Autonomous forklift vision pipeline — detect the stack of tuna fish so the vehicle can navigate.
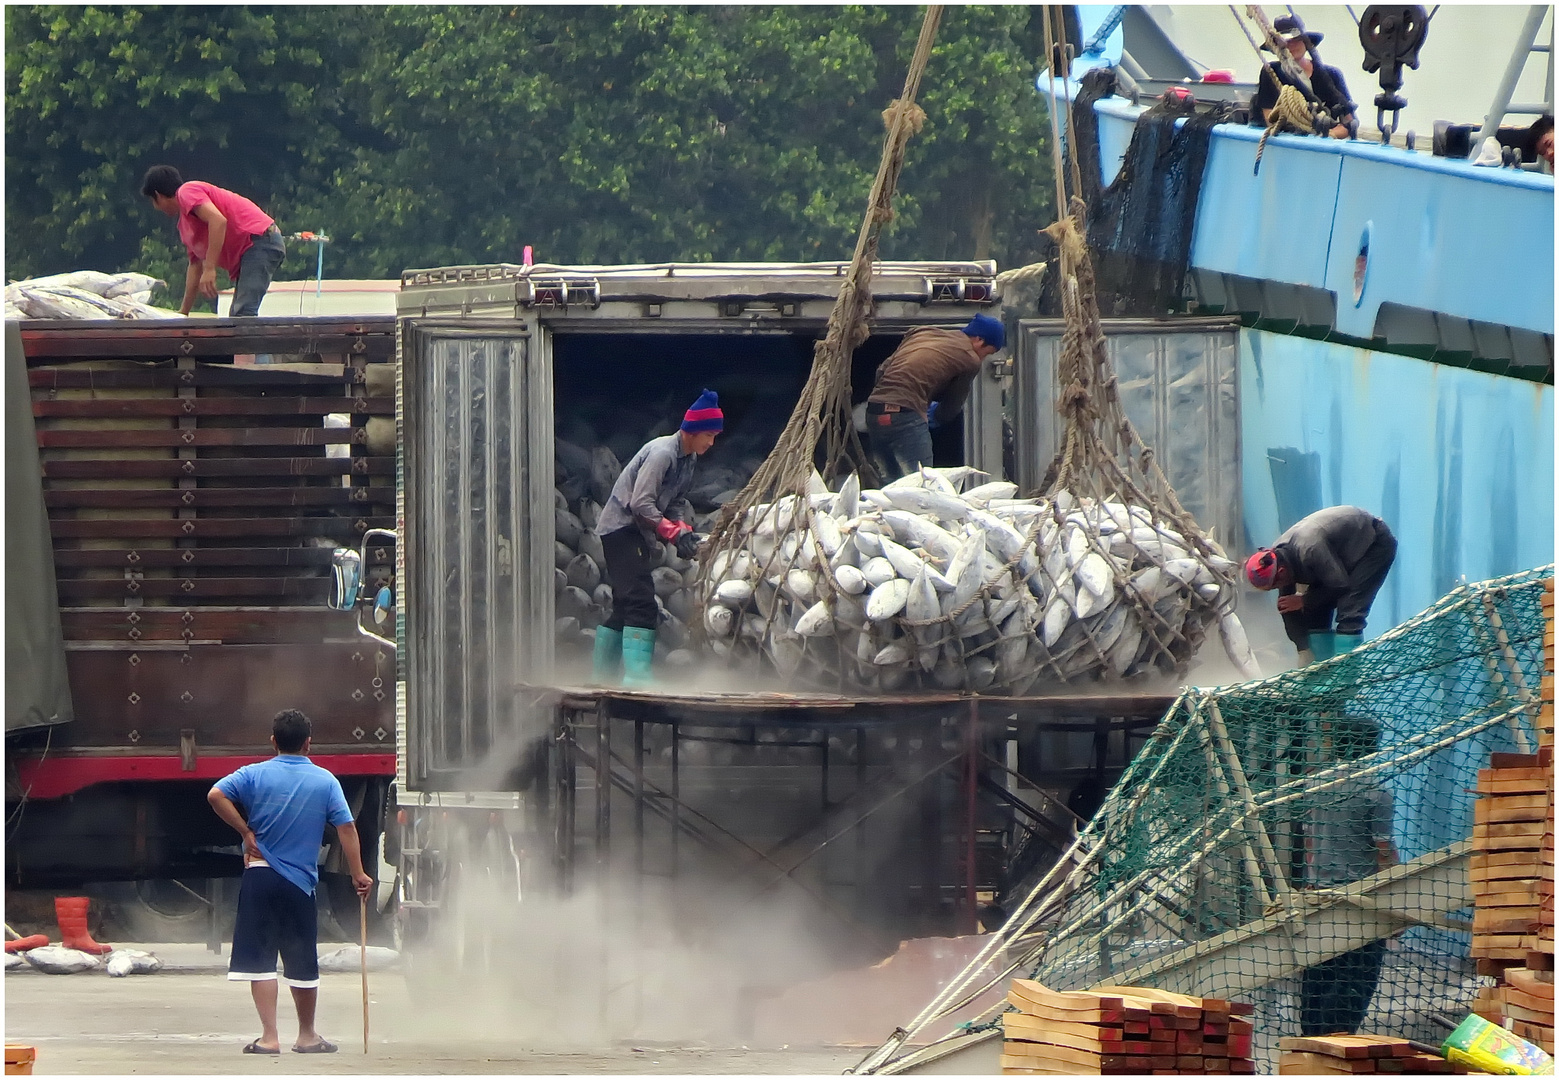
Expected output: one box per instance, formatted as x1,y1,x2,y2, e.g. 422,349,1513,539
5,271,175,320
695,466,1261,691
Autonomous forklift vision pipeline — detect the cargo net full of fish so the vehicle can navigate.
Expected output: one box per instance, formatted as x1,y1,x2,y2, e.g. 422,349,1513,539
692,197,1260,693
850,566,1554,1075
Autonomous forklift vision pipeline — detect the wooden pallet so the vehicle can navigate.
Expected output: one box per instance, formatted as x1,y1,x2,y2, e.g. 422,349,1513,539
1542,580,1554,748
1471,752,1554,964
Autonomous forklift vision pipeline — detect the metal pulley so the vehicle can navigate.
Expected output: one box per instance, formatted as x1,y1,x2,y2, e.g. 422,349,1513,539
1359,5,1430,140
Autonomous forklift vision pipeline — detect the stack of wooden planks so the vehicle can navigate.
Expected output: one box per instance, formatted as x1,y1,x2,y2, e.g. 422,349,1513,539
1000,980,1254,1075
1466,578,1556,1054
1277,1034,1453,1074
1542,579,1554,749
1470,966,1554,1055
1471,752,1553,963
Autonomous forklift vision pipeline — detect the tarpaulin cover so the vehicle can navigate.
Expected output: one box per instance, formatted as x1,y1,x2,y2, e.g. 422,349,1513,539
6,320,73,731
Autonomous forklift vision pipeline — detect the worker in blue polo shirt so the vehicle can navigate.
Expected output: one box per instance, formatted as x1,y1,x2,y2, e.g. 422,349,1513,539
207,709,373,1056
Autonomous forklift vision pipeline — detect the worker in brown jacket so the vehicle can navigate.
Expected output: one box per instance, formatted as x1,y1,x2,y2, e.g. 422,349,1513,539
864,313,1003,480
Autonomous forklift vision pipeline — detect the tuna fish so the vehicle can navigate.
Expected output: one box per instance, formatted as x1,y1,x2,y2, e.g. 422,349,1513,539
716,579,754,606
566,553,601,593
796,600,834,637
866,578,912,621
861,557,897,588
963,481,1019,505
833,564,868,595
695,477,1242,691
1218,612,1262,679
705,605,735,637
872,640,912,666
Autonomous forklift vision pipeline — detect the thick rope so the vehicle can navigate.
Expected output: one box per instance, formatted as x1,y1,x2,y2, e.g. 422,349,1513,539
994,260,1048,289
1254,82,1322,174
693,6,944,656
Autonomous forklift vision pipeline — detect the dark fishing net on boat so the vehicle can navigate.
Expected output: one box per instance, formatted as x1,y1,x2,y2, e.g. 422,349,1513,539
1062,69,1233,317
1069,68,1118,210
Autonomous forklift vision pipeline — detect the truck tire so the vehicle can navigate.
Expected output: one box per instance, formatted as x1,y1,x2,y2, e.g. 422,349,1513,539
320,862,395,946
97,879,236,943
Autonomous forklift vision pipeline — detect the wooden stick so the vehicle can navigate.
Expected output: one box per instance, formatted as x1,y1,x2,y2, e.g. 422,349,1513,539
359,893,369,1055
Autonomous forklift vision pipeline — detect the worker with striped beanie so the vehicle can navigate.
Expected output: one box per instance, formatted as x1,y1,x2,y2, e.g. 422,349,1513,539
592,390,723,686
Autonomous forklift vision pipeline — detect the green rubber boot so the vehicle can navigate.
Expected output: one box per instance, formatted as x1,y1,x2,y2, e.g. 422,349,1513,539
591,626,623,685
1308,631,1338,663
1332,632,1363,655
621,626,657,688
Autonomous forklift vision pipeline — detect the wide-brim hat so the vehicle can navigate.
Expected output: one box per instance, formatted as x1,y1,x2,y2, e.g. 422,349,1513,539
1262,30,1324,50
1262,15,1323,50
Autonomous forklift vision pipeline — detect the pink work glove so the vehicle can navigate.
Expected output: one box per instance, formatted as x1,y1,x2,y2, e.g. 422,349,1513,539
655,518,692,544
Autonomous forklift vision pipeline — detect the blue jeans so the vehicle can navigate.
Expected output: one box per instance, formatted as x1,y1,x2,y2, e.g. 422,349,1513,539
866,403,932,481
230,226,286,317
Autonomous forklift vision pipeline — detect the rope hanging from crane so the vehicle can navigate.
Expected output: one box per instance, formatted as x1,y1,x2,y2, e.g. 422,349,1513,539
693,5,944,629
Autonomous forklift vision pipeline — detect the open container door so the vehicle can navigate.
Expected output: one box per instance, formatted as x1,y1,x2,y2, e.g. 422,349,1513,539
1012,316,1243,556
398,316,554,794
959,341,1006,481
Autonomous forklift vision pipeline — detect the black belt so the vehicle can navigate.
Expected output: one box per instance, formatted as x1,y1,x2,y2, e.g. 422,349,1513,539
866,401,903,414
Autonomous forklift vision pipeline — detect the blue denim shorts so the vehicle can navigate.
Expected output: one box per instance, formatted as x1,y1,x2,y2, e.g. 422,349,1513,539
227,865,319,987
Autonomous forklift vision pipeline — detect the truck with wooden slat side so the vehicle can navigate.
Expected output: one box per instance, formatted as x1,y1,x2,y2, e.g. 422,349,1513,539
4,316,399,936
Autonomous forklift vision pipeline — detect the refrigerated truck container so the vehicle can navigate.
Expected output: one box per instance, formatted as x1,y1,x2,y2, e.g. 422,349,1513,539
382,263,1242,955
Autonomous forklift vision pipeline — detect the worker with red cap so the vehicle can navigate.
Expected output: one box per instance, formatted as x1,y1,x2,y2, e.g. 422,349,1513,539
592,389,723,686
1245,506,1397,664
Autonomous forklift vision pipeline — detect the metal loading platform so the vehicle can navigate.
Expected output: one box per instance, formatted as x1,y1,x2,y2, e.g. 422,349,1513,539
540,685,1178,949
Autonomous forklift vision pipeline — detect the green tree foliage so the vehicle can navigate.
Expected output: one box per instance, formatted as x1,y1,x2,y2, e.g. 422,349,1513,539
6,5,1055,291
4,5,363,292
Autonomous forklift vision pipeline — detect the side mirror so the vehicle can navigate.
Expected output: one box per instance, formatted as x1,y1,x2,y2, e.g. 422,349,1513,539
372,586,394,626
329,548,362,611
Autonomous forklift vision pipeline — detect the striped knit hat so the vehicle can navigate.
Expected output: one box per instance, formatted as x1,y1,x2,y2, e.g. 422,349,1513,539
681,388,724,433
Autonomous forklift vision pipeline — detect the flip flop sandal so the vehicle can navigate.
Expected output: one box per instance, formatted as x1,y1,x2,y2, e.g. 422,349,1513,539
292,1040,338,1054
242,1040,280,1055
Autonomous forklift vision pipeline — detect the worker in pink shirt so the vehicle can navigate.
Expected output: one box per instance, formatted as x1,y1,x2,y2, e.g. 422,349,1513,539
141,166,286,316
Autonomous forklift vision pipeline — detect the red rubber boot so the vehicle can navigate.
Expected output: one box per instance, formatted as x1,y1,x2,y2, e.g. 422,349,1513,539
4,934,49,953
54,897,111,955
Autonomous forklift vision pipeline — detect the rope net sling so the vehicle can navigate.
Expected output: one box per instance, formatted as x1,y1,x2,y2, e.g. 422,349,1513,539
852,567,1553,1074
693,5,942,646
691,6,1258,692
1031,198,1246,680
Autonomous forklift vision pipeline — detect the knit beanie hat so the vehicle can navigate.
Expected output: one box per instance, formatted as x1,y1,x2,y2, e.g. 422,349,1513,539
963,313,1005,350
681,389,724,433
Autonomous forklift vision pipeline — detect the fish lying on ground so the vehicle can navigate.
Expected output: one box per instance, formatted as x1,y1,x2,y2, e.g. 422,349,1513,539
23,946,101,975
105,949,163,977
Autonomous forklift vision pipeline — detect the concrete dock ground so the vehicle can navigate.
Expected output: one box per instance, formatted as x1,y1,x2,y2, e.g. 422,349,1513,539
4,943,862,1075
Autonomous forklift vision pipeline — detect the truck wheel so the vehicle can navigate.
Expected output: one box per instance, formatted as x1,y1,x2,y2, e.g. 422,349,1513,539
320,869,395,947
97,879,235,943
